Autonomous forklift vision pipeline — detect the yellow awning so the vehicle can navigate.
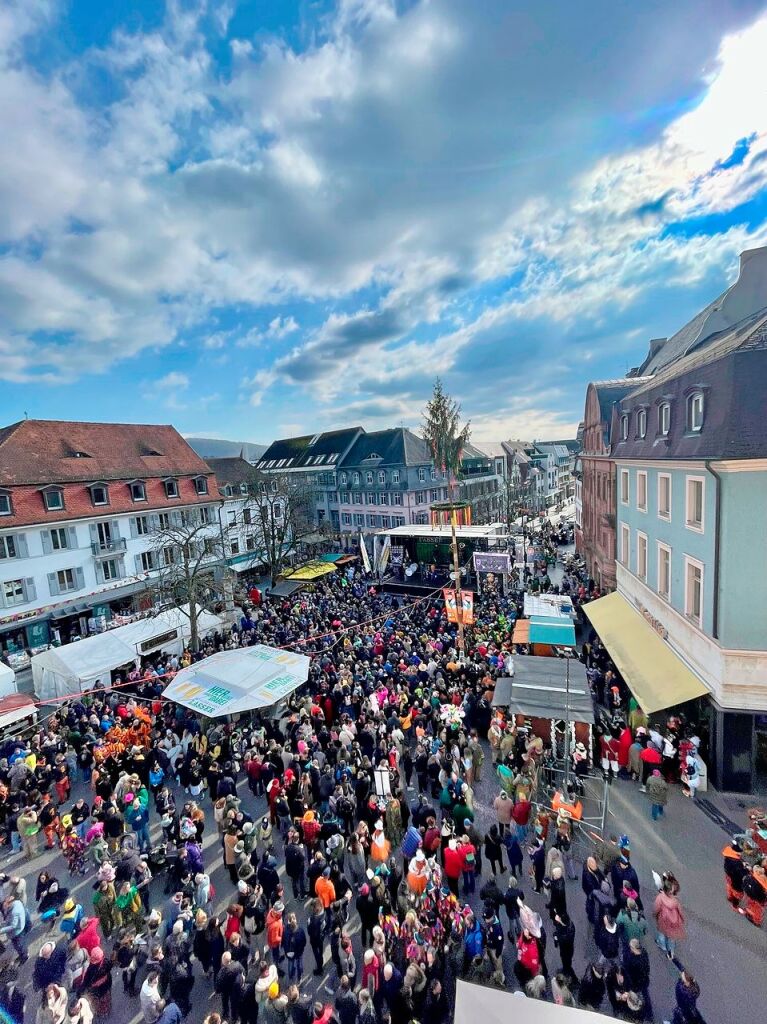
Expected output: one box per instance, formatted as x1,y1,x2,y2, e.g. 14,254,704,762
283,560,337,581
583,592,709,714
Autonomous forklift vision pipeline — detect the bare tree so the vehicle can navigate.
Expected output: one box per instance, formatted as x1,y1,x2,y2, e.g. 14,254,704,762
230,472,315,585
150,507,224,652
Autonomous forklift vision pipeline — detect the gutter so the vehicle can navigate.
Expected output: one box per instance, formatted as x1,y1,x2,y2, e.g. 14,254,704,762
705,460,721,640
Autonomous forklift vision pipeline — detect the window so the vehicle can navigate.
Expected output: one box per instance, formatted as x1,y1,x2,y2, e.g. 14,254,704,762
393,491,403,506
224,485,233,497
102,558,122,581
685,557,704,626
430,468,437,480
659,402,670,436
90,485,109,506
43,488,64,511
620,524,630,566
246,536,257,552
354,513,364,527
129,481,146,502
50,528,70,550
620,469,629,505
687,392,704,432
352,472,360,486
636,471,647,512
379,493,389,505
243,508,252,526
274,503,283,520
381,516,390,529
271,480,278,493
139,551,156,572
163,546,177,566
352,492,362,505
431,489,439,501
194,477,208,496
228,537,240,557
636,531,647,579
658,474,671,520
0,535,18,559
2,579,26,606
164,479,179,498
378,470,386,484
199,506,212,524
134,516,150,536
685,477,704,531
392,470,401,484
657,543,671,601
0,493,11,516
637,408,647,439
57,568,78,592
366,492,377,505
339,473,347,486
365,471,374,485
158,512,170,530
342,513,352,526
392,516,405,527
418,468,426,482
620,414,629,441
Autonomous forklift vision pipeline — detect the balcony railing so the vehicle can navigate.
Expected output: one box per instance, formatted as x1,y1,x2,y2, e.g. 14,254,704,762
91,537,127,556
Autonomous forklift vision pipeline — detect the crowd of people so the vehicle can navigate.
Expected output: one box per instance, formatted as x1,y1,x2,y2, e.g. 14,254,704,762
0,534,720,1024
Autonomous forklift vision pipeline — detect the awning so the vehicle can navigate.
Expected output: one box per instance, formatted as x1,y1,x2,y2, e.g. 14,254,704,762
523,594,576,619
269,579,305,598
528,615,576,647
319,553,345,563
456,980,608,1024
284,560,337,581
512,619,530,644
492,656,594,723
583,592,709,713
162,644,311,716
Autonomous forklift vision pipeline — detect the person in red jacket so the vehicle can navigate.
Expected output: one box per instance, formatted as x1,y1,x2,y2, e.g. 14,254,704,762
639,743,662,791
512,796,532,840
514,928,541,986
443,838,463,897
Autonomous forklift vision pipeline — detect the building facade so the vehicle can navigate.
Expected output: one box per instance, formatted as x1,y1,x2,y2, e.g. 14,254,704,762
609,245,767,791
0,420,221,666
576,380,649,591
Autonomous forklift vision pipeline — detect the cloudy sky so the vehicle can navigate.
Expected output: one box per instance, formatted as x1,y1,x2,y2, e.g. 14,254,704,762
2,0,767,444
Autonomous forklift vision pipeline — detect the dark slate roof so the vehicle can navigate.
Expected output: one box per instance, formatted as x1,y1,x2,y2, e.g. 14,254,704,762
342,428,432,468
258,427,363,469
639,295,725,374
593,379,651,424
205,457,254,487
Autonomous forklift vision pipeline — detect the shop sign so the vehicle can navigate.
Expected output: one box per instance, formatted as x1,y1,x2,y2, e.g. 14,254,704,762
26,621,50,647
635,599,668,641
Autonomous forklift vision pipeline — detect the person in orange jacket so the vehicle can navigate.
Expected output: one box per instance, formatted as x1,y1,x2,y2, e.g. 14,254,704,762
740,864,767,927
315,868,336,932
266,901,285,973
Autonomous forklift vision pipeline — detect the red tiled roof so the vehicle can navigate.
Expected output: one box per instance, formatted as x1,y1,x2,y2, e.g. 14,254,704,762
0,420,213,486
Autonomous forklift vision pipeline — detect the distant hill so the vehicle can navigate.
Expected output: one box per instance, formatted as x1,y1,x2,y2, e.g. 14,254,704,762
186,437,268,462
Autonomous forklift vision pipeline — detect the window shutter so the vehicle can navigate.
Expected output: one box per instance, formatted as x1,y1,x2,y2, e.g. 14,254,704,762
172,510,183,527
24,578,36,602
129,518,138,539
41,530,52,554
89,523,99,545
134,553,144,573
94,561,102,584
110,519,121,539
67,527,78,549
16,534,28,558
74,566,85,590
47,572,59,597
150,513,160,532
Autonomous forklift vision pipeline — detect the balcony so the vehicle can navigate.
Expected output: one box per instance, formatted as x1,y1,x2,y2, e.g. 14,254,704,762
91,537,127,556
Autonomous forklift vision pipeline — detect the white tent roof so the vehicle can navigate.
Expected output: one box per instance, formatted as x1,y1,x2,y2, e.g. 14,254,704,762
32,605,224,700
162,644,310,717
455,981,608,1024
0,661,18,698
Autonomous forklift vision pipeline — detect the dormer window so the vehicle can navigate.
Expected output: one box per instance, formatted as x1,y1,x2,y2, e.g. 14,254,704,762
365,471,374,485
129,480,147,502
164,478,179,499
658,402,671,436
687,392,704,433
620,414,629,441
90,483,109,507
0,491,11,516
194,476,209,496
42,487,64,512
636,408,647,439
352,472,360,486
378,470,386,484
339,473,347,486
224,484,233,497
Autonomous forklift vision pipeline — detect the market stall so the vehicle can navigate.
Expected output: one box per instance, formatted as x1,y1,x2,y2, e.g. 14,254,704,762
455,980,607,1024
162,643,311,717
32,605,223,700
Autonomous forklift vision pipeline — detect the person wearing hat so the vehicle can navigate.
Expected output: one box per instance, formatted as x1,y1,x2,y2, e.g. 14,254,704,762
266,902,285,974
82,946,113,1017
33,940,67,991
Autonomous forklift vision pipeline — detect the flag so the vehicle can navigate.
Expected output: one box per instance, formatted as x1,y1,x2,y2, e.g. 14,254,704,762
460,590,475,625
359,533,371,574
378,536,391,575
443,588,458,623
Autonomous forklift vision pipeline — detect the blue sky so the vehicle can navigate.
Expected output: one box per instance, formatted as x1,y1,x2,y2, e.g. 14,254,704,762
2,0,767,444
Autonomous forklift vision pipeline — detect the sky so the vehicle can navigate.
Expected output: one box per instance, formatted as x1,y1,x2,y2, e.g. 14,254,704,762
2,0,767,445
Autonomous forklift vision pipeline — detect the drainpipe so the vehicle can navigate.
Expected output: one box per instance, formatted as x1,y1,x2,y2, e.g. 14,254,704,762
705,461,721,641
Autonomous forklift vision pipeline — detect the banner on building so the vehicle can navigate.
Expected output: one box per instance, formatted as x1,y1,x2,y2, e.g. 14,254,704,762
359,533,372,574
391,545,404,567
473,552,511,575
443,588,475,625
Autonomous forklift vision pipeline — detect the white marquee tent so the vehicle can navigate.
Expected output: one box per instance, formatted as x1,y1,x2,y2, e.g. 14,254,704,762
162,644,310,717
455,981,609,1024
32,606,223,700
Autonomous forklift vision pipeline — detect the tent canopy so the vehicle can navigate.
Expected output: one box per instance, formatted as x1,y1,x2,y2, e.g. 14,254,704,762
583,592,708,714
162,644,310,717
492,655,594,723
455,981,608,1024
284,560,336,581
0,661,18,698
524,594,576,619
529,615,576,646
269,579,305,598
32,605,223,700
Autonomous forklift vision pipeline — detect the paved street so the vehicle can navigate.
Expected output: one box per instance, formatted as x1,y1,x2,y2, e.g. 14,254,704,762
2,734,765,1024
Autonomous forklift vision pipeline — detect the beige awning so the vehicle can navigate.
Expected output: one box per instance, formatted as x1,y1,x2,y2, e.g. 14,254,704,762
583,591,709,713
